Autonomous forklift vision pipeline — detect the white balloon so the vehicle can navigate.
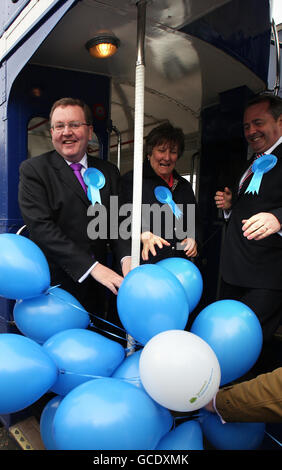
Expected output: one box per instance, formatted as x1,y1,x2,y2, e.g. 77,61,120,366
139,330,221,412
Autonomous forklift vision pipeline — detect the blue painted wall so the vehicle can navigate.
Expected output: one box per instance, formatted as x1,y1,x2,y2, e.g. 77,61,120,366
181,0,271,85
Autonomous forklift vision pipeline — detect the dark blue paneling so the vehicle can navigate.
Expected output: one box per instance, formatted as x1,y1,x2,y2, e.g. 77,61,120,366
181,0,271,84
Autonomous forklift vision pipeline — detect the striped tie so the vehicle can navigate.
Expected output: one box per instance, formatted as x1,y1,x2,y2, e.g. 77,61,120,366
238,153,264,193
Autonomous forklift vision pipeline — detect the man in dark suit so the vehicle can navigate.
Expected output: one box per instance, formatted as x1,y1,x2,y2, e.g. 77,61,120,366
18,97,126,318
214,94,282,371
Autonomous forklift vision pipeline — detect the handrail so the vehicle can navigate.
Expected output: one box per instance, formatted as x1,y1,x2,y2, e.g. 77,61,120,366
111,125,122,171
271,19,281,96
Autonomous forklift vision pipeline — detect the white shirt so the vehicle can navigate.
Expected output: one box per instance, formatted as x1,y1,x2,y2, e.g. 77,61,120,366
65,154,98,282
65,153,88,176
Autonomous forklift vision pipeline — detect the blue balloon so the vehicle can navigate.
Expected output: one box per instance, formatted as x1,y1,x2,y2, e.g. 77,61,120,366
0,333,58,414
53,377,170,450
191,300,263,385
117,264,189,345
156,420,204,450
112,350,173,437
157,258,203,312
200,411,265,450
112,349,143,388
40,395,64,450
43,329,125,395
13,287,90,344
0,233,50,300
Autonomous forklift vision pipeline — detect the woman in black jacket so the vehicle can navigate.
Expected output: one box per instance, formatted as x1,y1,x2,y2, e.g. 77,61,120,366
120,122,202,275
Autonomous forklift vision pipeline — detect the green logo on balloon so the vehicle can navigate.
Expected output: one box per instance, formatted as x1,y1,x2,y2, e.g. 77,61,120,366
189,397,197,403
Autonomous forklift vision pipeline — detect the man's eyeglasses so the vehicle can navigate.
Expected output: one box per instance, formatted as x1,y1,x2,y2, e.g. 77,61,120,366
51,121,89,132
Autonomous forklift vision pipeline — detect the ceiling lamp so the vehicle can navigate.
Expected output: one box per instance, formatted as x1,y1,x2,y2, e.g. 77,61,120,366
85,34,120,58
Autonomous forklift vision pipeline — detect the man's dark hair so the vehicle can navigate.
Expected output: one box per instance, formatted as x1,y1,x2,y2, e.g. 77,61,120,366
246,93,282,121
145,121,185,158
49,97,93,126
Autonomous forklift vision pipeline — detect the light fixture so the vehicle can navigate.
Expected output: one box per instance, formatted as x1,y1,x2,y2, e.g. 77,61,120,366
85,34,120,59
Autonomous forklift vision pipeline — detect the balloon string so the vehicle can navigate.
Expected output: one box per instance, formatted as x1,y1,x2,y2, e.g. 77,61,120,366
47,287,125,332
89,321,127,343
47,287,143,348
10,286,142,350
0,314,14,325
59,368,142,385
265,431,282,447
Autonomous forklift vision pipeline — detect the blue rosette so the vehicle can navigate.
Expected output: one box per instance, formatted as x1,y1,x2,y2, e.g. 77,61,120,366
245,154,277,195
83,168,105,205
154,186,183,219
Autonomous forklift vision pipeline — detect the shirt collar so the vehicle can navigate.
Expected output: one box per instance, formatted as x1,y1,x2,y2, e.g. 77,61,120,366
265,136,282,155
64,153,88,167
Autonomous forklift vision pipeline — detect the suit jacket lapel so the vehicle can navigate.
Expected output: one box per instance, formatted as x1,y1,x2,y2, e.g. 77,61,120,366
50,151,90,205
236,143,282,198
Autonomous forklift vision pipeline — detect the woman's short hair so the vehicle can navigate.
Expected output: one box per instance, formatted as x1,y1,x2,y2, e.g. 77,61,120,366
145,121,185,158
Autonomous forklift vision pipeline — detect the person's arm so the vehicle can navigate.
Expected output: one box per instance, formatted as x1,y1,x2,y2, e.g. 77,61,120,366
206,368,282,423
19,160,123,293
242,211,282,241
18,160,95,281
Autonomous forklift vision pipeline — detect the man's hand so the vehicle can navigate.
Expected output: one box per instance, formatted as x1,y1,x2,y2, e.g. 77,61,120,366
91,263,123,295
141,231,170,261
214,187,232,210
242,212,282,240
180,238,197,257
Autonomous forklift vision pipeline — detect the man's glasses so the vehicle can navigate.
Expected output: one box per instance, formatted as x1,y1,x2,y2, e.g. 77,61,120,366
51,121,89,132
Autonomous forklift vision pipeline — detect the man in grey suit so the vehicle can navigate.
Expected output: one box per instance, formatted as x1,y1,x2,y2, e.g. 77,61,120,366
214,93,282,374
18,97,126,317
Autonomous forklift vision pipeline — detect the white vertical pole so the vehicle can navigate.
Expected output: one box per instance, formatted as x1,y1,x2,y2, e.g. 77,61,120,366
131,0,147,269
126,0,147,353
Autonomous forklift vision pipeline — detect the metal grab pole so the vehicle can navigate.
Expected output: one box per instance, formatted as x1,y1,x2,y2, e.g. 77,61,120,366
271,19,281,96
130,0,147,270
126,0,147,354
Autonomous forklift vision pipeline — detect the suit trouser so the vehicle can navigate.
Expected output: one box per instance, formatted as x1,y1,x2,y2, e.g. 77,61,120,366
220,279,282,377
220,280,282,341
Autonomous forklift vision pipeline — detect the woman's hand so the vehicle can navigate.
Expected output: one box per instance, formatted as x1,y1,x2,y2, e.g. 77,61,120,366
141,231,170,261
180,238,197,258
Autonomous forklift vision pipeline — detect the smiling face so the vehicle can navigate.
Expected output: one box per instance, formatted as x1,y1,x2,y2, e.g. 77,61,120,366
50,105,93,162
243,101,282,154
148,141,179,182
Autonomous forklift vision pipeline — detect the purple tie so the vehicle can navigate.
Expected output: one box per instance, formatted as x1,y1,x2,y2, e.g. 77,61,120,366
70,163,87,193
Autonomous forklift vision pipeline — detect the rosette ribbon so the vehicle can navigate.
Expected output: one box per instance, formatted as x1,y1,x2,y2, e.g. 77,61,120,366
245,154,277,195
154,186,183,219
83,168,105,205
